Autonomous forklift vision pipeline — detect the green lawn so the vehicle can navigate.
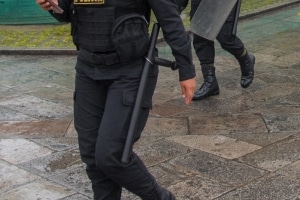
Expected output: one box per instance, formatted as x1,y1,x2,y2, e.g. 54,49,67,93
0,0,295,48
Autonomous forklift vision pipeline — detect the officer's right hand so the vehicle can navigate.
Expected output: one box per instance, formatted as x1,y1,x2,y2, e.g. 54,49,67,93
180,77,196,105
36,0,58,11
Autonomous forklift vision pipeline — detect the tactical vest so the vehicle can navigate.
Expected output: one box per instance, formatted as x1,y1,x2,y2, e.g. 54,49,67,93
71,0,149,53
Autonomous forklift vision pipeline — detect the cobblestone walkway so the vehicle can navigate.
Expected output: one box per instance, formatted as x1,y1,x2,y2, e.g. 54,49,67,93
0,3,300,200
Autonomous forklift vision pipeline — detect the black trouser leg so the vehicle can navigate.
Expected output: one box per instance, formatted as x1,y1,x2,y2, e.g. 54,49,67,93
91,75,162,199
74,72,122,200
74,64,174,199
86,168,122,200
216,3,245,56
216,4,255,88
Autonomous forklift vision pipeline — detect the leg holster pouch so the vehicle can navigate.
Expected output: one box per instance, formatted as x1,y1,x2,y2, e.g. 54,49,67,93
111,14,149,63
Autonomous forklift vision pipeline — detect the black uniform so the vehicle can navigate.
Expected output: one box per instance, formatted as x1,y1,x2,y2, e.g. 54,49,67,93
190,0,255,100
50,0,195,199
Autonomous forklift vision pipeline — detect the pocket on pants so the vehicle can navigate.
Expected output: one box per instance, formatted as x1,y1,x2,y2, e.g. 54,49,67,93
122,88,152,109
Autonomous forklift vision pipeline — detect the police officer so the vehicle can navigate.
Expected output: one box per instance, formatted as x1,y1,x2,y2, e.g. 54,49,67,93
191,0,255,100
36,0,195,199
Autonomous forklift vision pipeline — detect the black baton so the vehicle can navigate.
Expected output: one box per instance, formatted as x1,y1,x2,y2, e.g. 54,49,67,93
121,23,176,163
232,0,242,35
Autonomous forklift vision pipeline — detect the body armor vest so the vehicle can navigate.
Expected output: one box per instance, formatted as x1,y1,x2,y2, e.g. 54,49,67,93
72,0,148,53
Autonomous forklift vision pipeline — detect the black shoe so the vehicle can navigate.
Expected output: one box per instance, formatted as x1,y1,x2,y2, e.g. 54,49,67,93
192,81,220,100
152,185,176,200
192,65,220,101
240,54,255,88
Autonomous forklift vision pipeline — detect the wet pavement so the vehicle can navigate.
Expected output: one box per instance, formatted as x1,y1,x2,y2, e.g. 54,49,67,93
1,3,300,200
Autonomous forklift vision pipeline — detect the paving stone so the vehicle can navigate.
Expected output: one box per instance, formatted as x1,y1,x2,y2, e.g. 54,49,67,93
0,179,75,200
214,56,241,71
167,135,261,159
150,102,192,117
30,137,78,151
0,94,72,119
255,106,300,116
46,73,75,92
271,51,300,67
148,162,199,186
33,55,76,75
169,150,267,186
227,132,294,147
19,148,83,178
263,113,300,132
135,139,194,167
253,46,291,57
169,175,233,200
0,120,71,138
65,120,78,138
13,81,73,107
0,64,65,88
215,173,300,200
189,113,267,135
236,83,299,110
60,193,91,200
257,72,300,85
211,88,300,117
276,160,300,180
254,58,300,78
152,66,180,105
238,135,300,171
1,4,300,199
0,160,39,192
147,162,232,199
190,97,253,115
48,166,93,199
143,117,189,136
0,106,34,121
134,135,165,147
251,91,300,115
0,138,52,164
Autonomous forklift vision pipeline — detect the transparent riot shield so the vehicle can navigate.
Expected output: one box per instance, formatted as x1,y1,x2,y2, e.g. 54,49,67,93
190,0,237,41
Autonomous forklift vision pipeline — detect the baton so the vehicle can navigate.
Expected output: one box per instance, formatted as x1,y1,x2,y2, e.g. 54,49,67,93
154,57,177,70
232,0,242,35
121,23,176,163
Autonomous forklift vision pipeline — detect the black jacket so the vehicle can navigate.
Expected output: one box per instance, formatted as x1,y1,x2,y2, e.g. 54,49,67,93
51,0,195,81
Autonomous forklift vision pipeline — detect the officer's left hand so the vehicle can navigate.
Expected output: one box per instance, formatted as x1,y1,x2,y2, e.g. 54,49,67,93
36,0,57,11
180,78,196,105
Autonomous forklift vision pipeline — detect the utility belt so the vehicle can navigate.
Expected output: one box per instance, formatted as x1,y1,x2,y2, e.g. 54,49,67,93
78,48,120,66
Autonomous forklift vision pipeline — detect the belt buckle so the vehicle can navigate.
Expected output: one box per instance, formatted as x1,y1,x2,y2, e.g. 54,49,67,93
74,0,105,5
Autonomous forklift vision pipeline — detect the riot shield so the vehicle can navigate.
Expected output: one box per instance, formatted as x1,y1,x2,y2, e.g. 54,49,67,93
190,0,237,41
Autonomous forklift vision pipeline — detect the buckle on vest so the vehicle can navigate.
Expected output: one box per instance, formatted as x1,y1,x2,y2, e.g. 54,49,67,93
74,0,105,5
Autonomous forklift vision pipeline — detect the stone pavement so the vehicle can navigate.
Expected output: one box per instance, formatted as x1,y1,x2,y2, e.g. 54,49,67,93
1,3,300,200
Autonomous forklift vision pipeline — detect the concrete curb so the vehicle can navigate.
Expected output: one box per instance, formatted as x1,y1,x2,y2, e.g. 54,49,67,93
1,0,300,56
0,49,78,55
239,0,300,20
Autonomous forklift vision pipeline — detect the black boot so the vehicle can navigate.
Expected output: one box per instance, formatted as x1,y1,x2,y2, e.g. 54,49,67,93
192,65,220,100
151,184,176,200
238,50,255,88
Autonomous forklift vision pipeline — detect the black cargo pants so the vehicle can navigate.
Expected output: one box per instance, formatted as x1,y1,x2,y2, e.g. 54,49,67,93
73,56,159,200
190,0,245,65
